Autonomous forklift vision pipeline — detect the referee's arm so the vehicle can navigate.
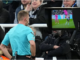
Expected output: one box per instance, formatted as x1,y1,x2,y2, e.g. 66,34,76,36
0,44,12,59
29,40,36,56
0,33,12,59
27,32,36,57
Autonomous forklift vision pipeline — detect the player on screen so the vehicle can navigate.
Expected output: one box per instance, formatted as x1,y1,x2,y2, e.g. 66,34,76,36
65,15,70,25
55,13,59,24
63,10,70,25
63,10,68,17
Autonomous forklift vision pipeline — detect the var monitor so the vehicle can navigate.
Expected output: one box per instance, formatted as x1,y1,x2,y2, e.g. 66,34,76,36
52,10,75,29
46,7,80,30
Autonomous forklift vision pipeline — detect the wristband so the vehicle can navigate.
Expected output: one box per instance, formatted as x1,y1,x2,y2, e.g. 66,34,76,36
31,56,35,59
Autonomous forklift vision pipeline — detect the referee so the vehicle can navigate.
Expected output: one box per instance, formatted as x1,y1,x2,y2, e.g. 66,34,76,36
0,10,36,60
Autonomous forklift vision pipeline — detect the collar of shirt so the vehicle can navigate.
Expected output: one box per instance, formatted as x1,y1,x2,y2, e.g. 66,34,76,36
21,4,24,10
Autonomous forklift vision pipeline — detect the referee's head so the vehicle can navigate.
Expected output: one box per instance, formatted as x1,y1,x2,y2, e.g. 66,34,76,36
18,10,29,26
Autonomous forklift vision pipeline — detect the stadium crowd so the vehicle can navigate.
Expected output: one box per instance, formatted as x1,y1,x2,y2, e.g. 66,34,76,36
0,0,80,60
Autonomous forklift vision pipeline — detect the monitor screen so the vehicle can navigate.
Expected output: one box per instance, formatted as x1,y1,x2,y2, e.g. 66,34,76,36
51,10,75,29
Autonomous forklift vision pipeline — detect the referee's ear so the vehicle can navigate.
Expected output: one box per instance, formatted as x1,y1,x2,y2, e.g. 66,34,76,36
23,17,27,21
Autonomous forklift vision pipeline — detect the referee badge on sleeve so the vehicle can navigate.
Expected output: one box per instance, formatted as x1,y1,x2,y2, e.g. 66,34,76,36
32,37,35,40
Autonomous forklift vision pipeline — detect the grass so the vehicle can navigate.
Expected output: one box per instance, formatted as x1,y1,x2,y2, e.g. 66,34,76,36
52,19,75,28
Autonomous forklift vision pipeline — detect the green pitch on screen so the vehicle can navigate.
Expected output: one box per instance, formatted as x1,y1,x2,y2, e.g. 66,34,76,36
52,19,75,28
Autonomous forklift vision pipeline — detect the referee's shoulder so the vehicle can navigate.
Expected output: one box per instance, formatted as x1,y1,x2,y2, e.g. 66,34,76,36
26,26,33,31
25,26,33,33
8,26,16,32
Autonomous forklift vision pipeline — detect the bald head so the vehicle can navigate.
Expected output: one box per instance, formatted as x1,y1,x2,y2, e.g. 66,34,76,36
63,0,75,7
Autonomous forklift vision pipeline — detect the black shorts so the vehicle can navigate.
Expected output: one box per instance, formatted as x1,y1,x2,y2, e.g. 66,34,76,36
12,55,31,60
67,19,70,21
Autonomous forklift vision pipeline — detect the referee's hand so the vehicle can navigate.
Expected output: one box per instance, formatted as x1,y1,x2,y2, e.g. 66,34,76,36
26,56,31,58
